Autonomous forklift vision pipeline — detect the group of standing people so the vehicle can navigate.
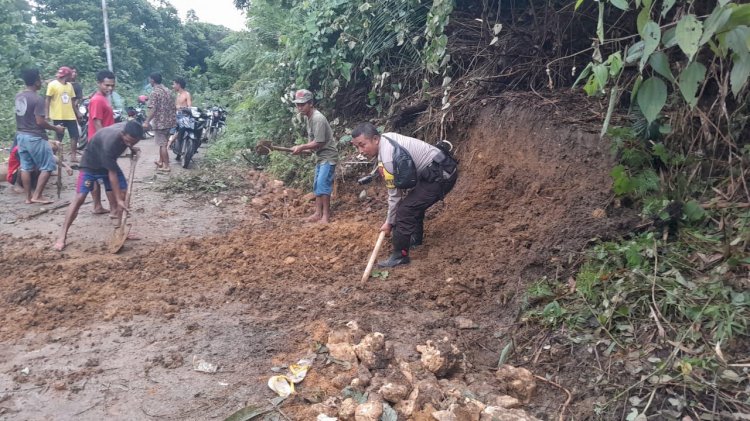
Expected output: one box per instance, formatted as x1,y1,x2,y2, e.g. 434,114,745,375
9,74,459,266
289,88,459,268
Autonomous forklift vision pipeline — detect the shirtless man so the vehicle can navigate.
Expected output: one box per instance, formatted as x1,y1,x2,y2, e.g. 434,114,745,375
173,77,191,109
168,77,192,149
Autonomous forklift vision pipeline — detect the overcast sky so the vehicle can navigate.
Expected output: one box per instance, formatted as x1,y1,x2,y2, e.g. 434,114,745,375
169,0,246,31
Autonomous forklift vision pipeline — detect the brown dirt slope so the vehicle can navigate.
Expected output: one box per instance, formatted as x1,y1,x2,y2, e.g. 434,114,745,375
0,94,636,419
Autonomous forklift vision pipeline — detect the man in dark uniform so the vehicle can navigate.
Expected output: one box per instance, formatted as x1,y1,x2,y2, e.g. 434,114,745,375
350,122,458,267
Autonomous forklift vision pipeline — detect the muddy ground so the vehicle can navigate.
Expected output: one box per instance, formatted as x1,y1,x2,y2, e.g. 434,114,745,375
0,95,637,420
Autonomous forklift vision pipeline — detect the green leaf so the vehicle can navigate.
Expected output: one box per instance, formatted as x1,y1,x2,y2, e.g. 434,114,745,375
340,61,352,82
601,86,619,138
625,40,645,64
699,5,733,46
725,25,750,55
637,6,652,36
593,63,609,91
726,3,750,29
661,0,676,17
224,405,271,421
642,0,652,8
583,75,599,96
675,15,704,61
649,52,675,82
575,0,585,11
572,62,593,88
607,52,623,77
730,51,750,96
630,74,644,109
637,77,667,124
498,341,514,366
678,61,707,108
640,21,661,71
610,0,629,12
662,27,678,48
683,200,706,222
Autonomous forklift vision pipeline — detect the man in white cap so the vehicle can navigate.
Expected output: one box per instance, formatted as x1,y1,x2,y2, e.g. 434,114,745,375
45,66,82,162
291,89,338,223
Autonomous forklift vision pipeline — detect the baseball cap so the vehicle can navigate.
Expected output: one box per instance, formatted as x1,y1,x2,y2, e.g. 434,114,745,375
56,66,73,78
292,89,313,104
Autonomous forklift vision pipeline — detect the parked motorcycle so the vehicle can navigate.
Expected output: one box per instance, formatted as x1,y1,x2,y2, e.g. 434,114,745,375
171,107,207,169
203,105,227,142
77,100,90,150
126,105,153,138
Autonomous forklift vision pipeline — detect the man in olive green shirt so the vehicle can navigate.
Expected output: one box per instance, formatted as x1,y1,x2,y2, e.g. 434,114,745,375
291,89,338,223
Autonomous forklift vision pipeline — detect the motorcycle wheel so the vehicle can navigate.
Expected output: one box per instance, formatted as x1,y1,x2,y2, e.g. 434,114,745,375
182,135,195,169
208,127,217,142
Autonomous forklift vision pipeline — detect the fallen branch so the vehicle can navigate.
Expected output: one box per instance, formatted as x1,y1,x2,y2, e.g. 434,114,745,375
17,201,71,221
534,375,572,421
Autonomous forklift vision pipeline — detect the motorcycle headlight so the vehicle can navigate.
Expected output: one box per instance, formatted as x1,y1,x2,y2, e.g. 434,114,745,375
78,105,87,114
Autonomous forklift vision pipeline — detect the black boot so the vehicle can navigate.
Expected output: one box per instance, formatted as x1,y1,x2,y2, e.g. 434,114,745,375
410,226,423,248
378,233,410,268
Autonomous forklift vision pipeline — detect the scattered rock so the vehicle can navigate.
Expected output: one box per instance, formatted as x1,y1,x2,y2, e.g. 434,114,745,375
332,372,356,389
355,398,383,421
480,406,542,421
250,197,266,207
416,338,462,377
494,395,521,409
271,180,285,188
591,208,606,218
328,342,358,365
379,382,410,403
495,365,536,404
354,333,393,369
283,256,296,264
454,316,478,329
338,397,357,420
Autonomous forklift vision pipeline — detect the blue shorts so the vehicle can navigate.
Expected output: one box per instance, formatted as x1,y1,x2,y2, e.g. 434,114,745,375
16,133,57,172
76,169,127,194
313,162,335,196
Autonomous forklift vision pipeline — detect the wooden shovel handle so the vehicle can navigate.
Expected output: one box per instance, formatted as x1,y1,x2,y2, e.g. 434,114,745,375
269,145,294,153
361,231,387,282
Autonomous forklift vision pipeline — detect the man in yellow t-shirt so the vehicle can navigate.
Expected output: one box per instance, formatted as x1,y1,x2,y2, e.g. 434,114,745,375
46,66,82,162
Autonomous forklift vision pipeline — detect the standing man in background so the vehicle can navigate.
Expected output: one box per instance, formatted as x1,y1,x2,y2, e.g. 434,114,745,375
290,89,338,224
16,68,65,204
46,66,81,162
144,73,176,172
87,70,117,215
173,77,192,109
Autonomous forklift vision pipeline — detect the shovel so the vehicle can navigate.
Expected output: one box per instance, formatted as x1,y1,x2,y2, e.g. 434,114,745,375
361,231,387,282
109,153,139,253
255,140,294,155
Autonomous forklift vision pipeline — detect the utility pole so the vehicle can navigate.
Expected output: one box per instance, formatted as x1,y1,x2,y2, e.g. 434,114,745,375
101,0,113,71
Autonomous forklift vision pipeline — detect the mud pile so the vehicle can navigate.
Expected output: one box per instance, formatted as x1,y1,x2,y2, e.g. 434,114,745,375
0,94,635,419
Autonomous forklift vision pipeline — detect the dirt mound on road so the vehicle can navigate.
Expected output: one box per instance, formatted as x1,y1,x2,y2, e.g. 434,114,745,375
0,94,636,419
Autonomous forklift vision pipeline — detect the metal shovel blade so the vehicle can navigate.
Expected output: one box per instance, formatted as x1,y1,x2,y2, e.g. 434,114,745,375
109,223,131,254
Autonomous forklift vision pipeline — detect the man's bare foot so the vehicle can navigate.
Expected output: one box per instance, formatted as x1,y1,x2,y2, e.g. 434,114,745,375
30,197,54,204
305,213,322,223
92,207,110,215
319,215,330,224
127,232,141,240
12,186,24,194
154,160,163,168
53,239,66,251
157,167,171,173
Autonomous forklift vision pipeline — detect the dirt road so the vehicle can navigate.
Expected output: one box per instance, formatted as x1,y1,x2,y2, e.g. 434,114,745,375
1,99,636,420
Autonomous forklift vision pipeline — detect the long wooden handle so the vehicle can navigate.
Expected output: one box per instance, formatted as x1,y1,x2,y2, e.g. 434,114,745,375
270,145,294,153
118,153,139,226
361,231,387,282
